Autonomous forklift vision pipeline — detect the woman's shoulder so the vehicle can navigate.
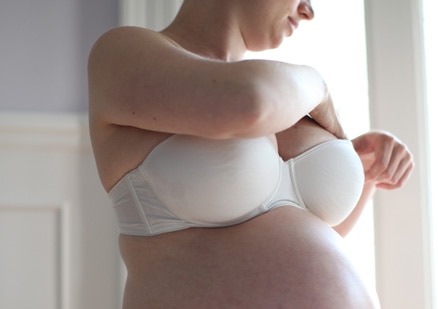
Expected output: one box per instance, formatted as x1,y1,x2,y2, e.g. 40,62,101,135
93,26,165,45
89,26,176,63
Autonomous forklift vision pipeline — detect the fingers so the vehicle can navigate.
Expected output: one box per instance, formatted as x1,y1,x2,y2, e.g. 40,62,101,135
376,155,415,190
353,131,414,190
364,136,414,190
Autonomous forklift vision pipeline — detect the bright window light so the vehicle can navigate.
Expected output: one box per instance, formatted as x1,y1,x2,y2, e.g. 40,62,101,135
423,0,438,303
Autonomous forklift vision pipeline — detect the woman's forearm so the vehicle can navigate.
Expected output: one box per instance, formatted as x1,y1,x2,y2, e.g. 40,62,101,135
232,61,334,137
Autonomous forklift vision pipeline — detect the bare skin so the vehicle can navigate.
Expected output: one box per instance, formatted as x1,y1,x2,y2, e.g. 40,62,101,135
88,0,413,307
116,118,380,308
120,206,375,309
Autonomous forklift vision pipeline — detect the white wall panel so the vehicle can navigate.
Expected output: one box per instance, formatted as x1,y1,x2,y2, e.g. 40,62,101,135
0,205,64,309
0,113,122,309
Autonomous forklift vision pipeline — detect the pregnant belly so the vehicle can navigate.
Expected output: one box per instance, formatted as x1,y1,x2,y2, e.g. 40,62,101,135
120,207,373,308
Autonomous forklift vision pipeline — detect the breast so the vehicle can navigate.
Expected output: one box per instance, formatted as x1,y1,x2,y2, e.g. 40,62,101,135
143,135,281,224
290,140,365,226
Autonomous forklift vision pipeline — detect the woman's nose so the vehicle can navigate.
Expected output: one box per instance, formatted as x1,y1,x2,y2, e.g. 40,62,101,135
298,2,315,20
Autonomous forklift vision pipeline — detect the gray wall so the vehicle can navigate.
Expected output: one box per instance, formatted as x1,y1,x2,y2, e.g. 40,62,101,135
0,0,119,113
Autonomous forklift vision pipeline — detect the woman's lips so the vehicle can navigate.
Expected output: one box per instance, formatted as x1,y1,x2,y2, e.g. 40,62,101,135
288,17,298,30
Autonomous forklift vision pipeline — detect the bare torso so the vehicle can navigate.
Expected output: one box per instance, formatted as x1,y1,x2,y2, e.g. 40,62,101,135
93,118,377,308
86,21,379,306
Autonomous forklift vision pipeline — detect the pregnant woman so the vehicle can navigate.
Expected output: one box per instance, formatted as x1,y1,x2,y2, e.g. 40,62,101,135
88,0,414,307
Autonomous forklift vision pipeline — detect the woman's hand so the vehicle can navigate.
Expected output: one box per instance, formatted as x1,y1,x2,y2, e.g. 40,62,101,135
352,131,414,189
309,93,347,139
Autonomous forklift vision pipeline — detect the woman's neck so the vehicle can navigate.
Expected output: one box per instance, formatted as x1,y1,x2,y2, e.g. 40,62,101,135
161,0,247,61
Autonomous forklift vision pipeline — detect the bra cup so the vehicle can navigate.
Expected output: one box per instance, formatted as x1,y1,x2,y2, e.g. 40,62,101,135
109,137,366,236
292,140,365,226
144,136,281,224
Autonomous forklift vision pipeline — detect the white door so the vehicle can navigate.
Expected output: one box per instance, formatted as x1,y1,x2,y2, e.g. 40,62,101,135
0,113,123,309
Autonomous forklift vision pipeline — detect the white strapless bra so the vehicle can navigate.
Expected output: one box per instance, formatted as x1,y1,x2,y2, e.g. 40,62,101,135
109,135,364,236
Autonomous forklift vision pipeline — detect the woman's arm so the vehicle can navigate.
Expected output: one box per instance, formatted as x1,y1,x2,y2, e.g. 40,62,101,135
333,131,414,237
88,26,339,139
